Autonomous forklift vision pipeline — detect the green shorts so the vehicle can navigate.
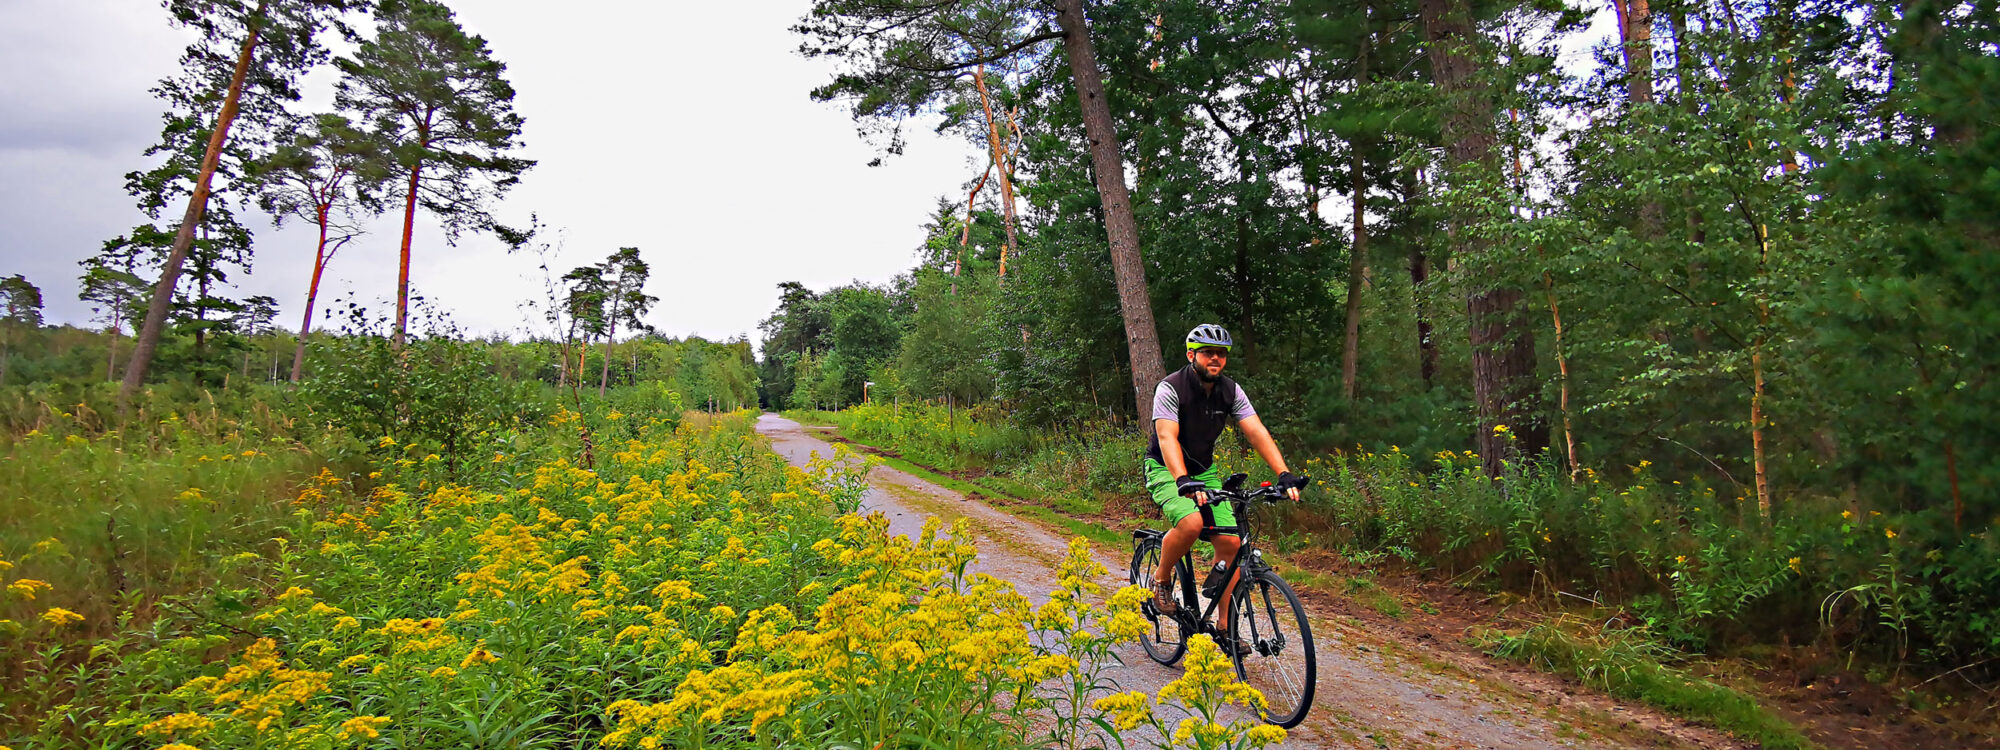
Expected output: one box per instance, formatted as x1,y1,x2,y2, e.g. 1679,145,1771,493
1143,458,1237,529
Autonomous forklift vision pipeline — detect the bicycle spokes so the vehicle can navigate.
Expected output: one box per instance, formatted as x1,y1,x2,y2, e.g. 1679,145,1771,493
1229,573,1316,728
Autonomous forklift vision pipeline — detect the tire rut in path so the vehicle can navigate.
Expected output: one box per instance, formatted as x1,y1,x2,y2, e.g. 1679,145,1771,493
757,413,1709,749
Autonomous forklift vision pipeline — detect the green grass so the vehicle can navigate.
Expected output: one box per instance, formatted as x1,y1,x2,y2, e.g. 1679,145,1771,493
1342,575,1406,619
1482,621,1815,749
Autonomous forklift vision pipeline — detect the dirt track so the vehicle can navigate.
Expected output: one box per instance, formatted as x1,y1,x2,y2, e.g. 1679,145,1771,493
757,413,1738,749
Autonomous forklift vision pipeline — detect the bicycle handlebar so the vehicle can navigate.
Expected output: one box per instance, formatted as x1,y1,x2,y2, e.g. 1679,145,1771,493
1200,472,1309,503
1193,472,1309,535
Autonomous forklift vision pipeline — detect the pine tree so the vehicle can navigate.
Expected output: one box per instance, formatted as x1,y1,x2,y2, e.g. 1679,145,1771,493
596,248,657,397
336,0,534,348
253,113,391,380
118,0,365,405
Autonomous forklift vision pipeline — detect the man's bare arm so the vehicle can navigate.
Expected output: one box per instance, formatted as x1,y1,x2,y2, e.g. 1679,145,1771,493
1156,419,1208,504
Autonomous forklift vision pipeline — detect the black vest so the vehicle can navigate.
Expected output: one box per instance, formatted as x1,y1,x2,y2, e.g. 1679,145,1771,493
1145,365,1239,475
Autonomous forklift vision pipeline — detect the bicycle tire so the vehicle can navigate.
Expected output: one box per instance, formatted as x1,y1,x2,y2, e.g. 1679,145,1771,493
1227,569,1316,728
1129,538,1186,666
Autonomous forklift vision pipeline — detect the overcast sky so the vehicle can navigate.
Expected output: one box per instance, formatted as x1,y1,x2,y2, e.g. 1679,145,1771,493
1,0,985,343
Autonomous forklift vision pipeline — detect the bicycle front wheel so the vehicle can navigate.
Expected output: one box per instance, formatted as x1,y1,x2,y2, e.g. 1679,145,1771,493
1228,569,1316,728
1129,538,1186,666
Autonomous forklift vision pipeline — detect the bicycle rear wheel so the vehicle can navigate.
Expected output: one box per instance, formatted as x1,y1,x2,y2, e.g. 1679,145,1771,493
1227,569,1316,728
1129,538,1186,666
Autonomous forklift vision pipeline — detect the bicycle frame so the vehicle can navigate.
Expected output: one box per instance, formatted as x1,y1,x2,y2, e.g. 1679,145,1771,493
1149,473,1281,635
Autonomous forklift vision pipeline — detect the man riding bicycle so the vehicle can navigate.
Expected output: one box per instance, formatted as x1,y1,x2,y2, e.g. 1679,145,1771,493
1145,324,1304,651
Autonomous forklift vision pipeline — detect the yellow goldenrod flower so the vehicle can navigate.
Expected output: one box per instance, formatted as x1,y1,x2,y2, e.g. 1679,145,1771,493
460,647,500,668
40,607,83,627
1091,691,1155,731
138,712,213,738
8,579,52,600
1244,723,1288,745
337,715,392,740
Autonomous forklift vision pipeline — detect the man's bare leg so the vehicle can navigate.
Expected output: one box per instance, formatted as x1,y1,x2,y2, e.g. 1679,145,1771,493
1210,534,1242,641
1155,512,1206,583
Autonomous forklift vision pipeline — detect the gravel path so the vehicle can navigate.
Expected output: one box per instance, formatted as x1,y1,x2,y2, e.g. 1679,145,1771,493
758,413,1732,749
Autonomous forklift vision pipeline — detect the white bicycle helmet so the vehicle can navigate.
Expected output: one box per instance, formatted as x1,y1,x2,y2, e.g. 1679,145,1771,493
1185,324,1233,351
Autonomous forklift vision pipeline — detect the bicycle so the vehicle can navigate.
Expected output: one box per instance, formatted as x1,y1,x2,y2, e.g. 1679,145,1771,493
1129,472,1317,728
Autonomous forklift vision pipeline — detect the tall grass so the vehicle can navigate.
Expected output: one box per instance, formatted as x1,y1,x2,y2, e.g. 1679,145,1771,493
1,397,328,632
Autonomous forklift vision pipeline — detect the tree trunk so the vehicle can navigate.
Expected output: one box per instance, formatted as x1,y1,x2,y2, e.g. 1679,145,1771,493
1408,177,1439,389
599,315,617,398
1544,270,1580,476
107,315,120,382
1752,222,1773,518
291,204,334,382
1342,35,1371,400
1342,154,1367,401
195,251,210,361
1234,209,1255,366
1610,0,1655,103
394,160,422,349
120,20,264,407
1344,8,1376,402
1510,106,1582,477
974,66,1020,281
1002,105,1025,277
955,165,992,293
1611,0,1664,235
1053,0,1167,431
1421,0,1543,476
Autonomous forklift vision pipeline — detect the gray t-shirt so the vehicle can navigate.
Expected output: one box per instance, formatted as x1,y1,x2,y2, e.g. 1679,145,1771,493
1152,380,1256,424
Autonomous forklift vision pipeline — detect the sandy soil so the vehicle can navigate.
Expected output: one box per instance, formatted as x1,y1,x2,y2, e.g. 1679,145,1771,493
757,413,1745,749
